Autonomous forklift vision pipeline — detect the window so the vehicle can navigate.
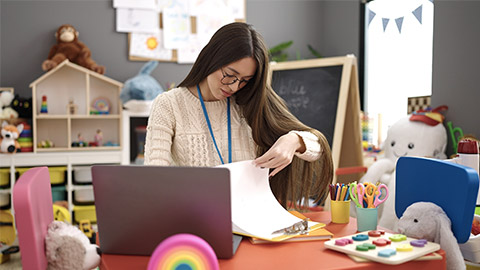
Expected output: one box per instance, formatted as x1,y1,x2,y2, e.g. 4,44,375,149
364,0,434,146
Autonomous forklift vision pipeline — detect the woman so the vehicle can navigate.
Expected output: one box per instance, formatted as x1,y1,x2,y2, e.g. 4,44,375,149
144,22,333,208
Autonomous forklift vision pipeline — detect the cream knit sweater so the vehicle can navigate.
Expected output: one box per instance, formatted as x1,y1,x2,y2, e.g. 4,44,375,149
144,87,321,167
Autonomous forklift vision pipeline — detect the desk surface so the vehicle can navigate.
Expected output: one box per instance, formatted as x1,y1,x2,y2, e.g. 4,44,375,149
99,211,446,270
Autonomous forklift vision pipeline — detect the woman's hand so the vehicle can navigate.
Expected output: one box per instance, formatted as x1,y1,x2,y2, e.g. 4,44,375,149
253,132,306,177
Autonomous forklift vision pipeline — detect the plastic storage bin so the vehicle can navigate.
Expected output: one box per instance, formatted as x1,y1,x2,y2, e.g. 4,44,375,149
51,185,67,202
460,215,480,263
0,193,10,208
73,188,94,204
73,166,92,184
466,260,480,270
17,166,67,185
0,168,10,187
73,205,96,223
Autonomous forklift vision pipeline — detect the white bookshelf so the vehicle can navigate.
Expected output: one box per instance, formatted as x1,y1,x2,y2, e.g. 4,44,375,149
0,151,122,220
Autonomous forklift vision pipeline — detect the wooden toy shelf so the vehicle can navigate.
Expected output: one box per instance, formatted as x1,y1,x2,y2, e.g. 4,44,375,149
30,59,124,153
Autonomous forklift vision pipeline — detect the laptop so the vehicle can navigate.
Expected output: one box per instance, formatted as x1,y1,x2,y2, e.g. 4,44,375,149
92,165,242,259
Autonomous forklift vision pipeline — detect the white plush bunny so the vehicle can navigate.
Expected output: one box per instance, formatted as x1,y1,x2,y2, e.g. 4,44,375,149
396,202,465,270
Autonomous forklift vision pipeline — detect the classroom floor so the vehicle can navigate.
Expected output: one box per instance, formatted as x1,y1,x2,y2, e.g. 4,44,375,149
2,238,22,270
1,254,22,270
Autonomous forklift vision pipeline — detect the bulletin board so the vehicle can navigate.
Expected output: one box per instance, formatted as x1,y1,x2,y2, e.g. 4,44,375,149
114,0,246,64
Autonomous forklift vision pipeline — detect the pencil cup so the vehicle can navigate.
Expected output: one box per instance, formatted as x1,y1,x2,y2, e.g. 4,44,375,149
355,206,378,232
330,200,350,224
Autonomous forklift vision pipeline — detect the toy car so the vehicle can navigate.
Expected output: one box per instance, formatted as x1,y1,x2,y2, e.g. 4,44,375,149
79,219,96,243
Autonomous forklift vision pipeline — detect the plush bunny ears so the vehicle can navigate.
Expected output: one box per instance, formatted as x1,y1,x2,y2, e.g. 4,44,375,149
410,105,448,126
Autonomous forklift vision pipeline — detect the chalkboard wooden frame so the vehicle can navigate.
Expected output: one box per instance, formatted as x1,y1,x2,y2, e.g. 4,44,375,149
267,55,364,190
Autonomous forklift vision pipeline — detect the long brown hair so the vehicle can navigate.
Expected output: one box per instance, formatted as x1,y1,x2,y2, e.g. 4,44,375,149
179,22,333,208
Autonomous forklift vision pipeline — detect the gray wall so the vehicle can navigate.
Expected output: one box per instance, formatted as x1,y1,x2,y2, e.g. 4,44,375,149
0,0,359,98
2,0,479,155
431,1,480,156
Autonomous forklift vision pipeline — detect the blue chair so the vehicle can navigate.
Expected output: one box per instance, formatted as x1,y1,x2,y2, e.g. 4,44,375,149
395,156,479,243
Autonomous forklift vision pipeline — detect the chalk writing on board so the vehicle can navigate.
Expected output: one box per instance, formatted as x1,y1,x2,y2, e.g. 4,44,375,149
271,65,343,146
276,79,309,110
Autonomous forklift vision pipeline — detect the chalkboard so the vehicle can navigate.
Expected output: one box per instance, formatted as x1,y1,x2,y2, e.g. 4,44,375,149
271,65,343,147
267,56,364,190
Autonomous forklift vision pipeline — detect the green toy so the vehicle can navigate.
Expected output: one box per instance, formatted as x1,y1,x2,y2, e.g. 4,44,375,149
447,121,464,154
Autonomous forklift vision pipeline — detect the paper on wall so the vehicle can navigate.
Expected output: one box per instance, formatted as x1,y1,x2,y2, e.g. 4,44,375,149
218,160,320,241
177,34,205,64
129,31,173,61
116,8,160,33
113,0,157,9
189,0,234,45
227,0,245,19
162,0,191,49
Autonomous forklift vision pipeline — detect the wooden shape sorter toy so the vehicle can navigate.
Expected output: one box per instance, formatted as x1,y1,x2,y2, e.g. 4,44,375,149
324,231,440,265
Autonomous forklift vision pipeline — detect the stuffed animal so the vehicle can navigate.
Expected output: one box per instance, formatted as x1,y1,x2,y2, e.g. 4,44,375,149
396,202,465,270
356,106,448,230
45,221,101,270
11,94,32,119
0,91,18,119
42,24,105,74
120,61,164,104
0,121,23,153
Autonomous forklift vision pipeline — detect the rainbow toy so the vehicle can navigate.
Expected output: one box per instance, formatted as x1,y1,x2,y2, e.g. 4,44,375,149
40,95,48,114
90,97,110,114
147,234,219,270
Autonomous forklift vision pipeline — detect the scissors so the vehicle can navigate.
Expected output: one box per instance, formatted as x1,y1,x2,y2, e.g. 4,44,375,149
348,182,359,207
349,182,366,208
373,184,389,208
363,182,377,208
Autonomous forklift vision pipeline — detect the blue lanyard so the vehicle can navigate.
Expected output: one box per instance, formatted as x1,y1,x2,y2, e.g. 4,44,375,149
197,85,232,164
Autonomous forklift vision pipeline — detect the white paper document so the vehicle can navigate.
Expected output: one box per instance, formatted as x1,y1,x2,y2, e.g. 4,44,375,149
218,160,320,241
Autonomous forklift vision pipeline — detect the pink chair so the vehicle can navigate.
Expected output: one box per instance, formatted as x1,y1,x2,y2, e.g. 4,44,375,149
13,167,53,270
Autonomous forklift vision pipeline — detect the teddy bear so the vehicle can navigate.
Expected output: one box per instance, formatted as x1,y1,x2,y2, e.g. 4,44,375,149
0,120,23,153
45,220,101,270
396,202,466,270
42,24,105,74
355,106,448,230
0,91,18,119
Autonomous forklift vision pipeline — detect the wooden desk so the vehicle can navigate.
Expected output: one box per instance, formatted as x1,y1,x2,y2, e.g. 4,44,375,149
99,211,446,270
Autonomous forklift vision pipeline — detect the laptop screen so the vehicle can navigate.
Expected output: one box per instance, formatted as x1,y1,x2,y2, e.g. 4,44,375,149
92,165,237,259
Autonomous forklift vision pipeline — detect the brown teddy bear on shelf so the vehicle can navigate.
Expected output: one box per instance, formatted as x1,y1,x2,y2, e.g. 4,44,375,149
42,24,105,74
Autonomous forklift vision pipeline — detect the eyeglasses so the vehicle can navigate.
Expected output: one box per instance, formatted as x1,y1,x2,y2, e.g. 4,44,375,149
221,68,251,88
